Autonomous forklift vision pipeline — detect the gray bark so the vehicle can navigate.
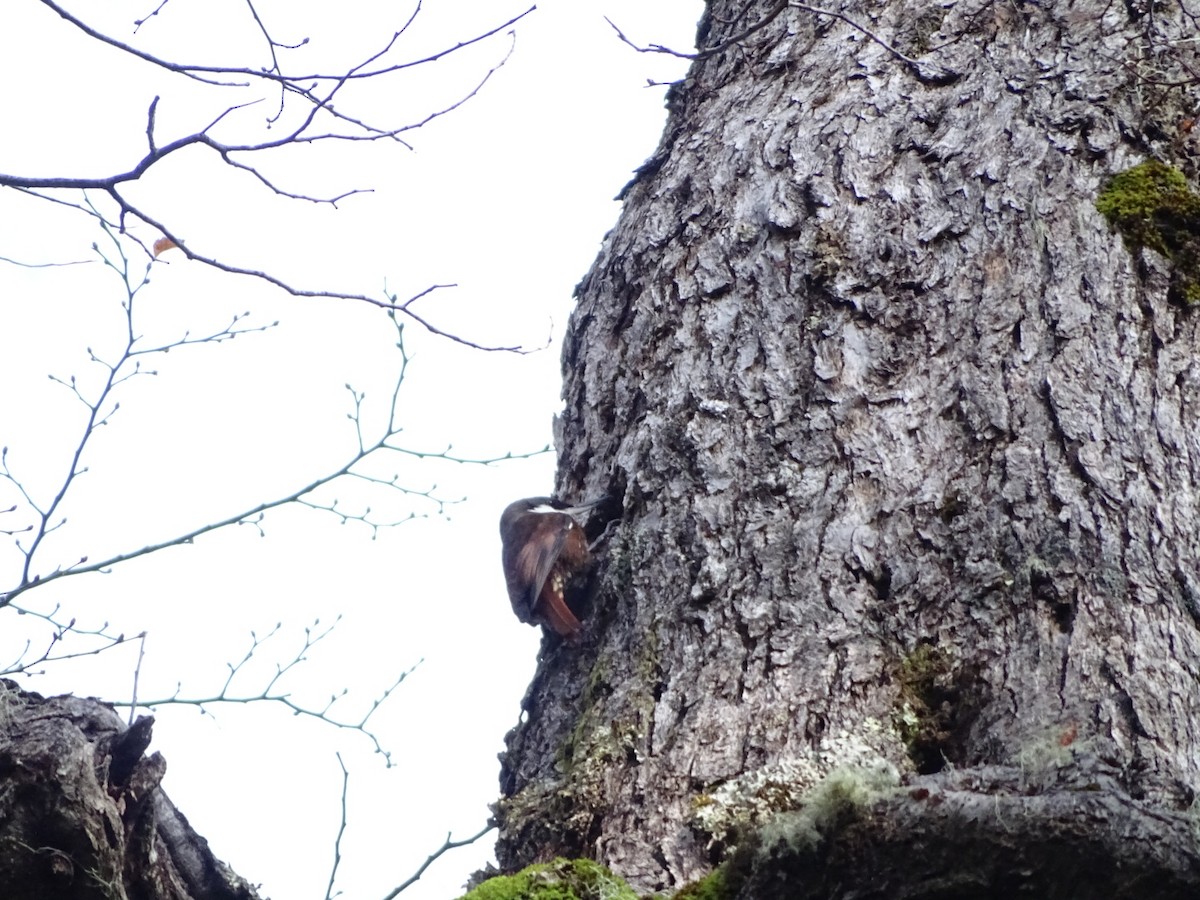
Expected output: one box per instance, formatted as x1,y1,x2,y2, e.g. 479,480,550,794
0,680,259,900
497,0,1200,895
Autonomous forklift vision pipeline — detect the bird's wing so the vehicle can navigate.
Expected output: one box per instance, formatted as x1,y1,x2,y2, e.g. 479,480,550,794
506,515,570,621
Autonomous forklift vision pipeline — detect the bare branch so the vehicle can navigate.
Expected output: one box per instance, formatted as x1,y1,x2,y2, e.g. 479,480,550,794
38,0,535,87
6,4,543,349
1,281,549,607
0,603,132,676
380,821,496,900
0,215,287,608
325,753,351,900
128,632,149,726
0,254,91,268
790,3,956,82
132,0,174,33
144,95,159,154
112,619,416,763
101,190,532,352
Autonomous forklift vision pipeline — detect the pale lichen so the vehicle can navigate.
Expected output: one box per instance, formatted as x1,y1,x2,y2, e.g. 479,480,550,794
755,764,899,856
1014,725,1090,793
688,718,900,848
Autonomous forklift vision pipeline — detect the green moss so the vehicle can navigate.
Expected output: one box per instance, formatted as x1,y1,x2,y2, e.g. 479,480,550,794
672,865,731,900
556,530,657,777
802,767,883,825
1096,161,1200,253
893,644,955,773
493,784,600,874
584,657,610,705
460,858,638,900
559,633,656,775
1096,160,1200,304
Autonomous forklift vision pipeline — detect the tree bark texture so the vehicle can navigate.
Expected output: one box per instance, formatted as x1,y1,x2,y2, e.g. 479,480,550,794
497,0,1200,895
0,681,259,900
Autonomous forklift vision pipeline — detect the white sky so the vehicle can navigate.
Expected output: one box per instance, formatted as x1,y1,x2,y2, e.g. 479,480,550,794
0,2,699,898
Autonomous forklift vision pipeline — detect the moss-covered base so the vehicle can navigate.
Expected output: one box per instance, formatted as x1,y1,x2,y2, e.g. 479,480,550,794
460,858,639,900
464,858,740,900
671,866,734,900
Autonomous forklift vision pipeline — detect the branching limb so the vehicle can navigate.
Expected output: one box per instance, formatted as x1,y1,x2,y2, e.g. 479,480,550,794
39,0,535,87
100,190,531,352
0,214,279,608
0,307,548,608
2,194,554,608
0,603,134,676
9,3,537,345
111,619,416,763
319,752,495,899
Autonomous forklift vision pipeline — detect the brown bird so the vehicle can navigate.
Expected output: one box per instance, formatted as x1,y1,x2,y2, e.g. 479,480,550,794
500,497,596,638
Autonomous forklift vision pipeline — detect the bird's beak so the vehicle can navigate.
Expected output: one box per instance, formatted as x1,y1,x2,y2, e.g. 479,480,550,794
562,496,605,518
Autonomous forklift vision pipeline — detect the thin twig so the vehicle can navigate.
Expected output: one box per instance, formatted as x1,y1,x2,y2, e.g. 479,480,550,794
1,253,549,608
791,3,953,79
129,632,149,726
606,1,785,60
111,620,419,763
0,255,92,268
380,821,496,900
606,1,957,81
8,4,540,347
325,753,351,900
0,603,131,676
40,0,535,86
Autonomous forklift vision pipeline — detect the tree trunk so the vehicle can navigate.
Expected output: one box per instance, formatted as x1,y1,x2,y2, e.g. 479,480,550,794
496,0,1200,895
0,681,259,900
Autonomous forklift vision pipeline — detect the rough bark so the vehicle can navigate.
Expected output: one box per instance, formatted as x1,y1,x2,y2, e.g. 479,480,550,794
497,0,1200,895
0,680,259,900
735,767,1200,899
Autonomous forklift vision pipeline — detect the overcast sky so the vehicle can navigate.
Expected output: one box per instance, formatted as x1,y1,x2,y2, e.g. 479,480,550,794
0,1,700,898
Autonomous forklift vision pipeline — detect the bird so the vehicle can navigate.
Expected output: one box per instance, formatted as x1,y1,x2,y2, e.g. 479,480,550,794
500,496,597,638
